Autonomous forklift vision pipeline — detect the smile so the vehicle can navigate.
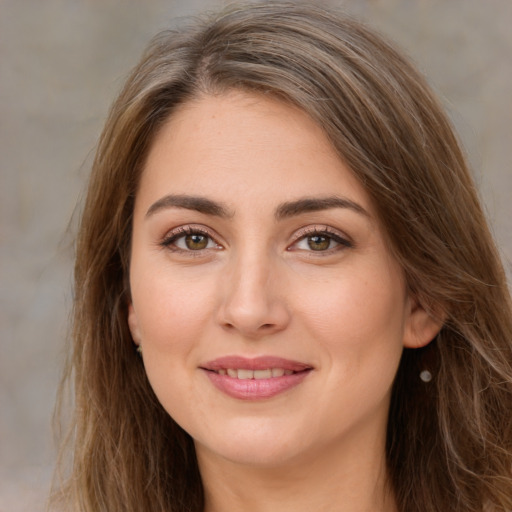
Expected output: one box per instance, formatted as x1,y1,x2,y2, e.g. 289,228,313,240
201,356,312,400
214,368,295,379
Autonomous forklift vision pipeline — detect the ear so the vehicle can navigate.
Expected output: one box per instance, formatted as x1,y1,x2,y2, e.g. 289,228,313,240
403,297,445,349
127,303,142,345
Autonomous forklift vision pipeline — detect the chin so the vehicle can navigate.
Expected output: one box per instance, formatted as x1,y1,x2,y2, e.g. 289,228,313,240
201,442,303,469
192,418,310,468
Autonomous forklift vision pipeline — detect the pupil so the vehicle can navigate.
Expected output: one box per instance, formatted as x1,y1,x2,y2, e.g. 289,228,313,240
186,234,208,250
308,235,330,251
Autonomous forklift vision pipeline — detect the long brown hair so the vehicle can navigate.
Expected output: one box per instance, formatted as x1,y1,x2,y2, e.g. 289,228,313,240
52,3,512,511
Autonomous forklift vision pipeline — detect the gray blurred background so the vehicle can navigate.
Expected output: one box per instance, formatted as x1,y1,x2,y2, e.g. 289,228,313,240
1,0,511,510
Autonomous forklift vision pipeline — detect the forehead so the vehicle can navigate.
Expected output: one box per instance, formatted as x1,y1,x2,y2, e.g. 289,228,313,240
137,91,374,216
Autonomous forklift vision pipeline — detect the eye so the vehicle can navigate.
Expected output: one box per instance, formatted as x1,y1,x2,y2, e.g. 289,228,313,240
176,233,215,250
298,234,336,251
161,226,221,252
290,227,352,253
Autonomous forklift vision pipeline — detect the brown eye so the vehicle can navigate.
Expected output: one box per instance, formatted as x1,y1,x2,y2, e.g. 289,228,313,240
162,228,219,252
307,235,332,251
185,234,209,250
290,228,353,253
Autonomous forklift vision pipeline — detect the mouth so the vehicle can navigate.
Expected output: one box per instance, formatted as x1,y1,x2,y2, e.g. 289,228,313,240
210,368,296,379
200,356,313,400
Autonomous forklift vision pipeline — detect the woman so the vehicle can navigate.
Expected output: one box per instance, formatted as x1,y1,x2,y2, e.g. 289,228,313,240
52,3,512,511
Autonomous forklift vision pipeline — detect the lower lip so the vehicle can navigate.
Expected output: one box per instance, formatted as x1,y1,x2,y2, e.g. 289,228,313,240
203,370,311,400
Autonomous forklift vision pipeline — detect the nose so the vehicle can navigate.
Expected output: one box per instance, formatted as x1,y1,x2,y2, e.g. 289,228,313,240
216,252,291,339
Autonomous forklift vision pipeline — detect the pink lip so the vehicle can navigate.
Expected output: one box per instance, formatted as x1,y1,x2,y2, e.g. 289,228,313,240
200,356,313,400
202,355,311,372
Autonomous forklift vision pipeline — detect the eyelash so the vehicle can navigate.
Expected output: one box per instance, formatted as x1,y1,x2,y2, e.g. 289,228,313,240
160,225,353,254
160,225,221,253
289,226,353,254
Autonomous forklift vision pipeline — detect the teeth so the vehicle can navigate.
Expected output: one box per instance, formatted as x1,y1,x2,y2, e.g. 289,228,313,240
254,369,272,379
237,369,253,380
217,368,296,379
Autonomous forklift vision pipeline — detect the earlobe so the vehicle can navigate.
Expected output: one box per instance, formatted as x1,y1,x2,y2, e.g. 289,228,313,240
127,303,142,345
403,298,445,349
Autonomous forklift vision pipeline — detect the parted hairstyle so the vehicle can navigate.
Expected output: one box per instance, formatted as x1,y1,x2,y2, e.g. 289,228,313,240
52,2,512,511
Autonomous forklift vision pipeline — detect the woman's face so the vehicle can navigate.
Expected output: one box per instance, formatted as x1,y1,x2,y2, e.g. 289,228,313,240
128,91,438,468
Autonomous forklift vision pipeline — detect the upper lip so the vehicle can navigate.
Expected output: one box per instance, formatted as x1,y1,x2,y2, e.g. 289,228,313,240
201,356,312,372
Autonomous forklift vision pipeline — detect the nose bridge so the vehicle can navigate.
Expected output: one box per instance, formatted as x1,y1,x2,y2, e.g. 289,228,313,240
218,240,289,337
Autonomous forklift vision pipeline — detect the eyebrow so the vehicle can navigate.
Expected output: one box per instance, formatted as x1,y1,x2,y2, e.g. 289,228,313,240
146,194,234,218
275,196,369,220
145,194,369,220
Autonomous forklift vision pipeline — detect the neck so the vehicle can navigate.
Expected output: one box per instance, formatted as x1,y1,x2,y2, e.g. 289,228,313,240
197,430,397,512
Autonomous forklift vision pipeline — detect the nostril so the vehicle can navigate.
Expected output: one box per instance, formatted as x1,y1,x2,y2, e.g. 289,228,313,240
217,295,291,336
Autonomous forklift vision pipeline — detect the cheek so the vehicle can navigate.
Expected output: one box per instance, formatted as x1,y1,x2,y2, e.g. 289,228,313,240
308,277,406,428
305,270,405,331
129,267,217,417
298,267,407,374
130,263,217,349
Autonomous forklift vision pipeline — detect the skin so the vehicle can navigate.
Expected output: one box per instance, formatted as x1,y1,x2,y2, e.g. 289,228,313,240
128,91,441,512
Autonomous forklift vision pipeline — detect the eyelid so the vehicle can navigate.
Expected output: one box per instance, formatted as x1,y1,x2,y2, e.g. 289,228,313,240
160,224,223,250
288,224,353,251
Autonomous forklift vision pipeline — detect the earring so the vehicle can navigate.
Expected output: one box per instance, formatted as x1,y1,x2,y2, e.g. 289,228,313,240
136,345,143,356
419,370,432,383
